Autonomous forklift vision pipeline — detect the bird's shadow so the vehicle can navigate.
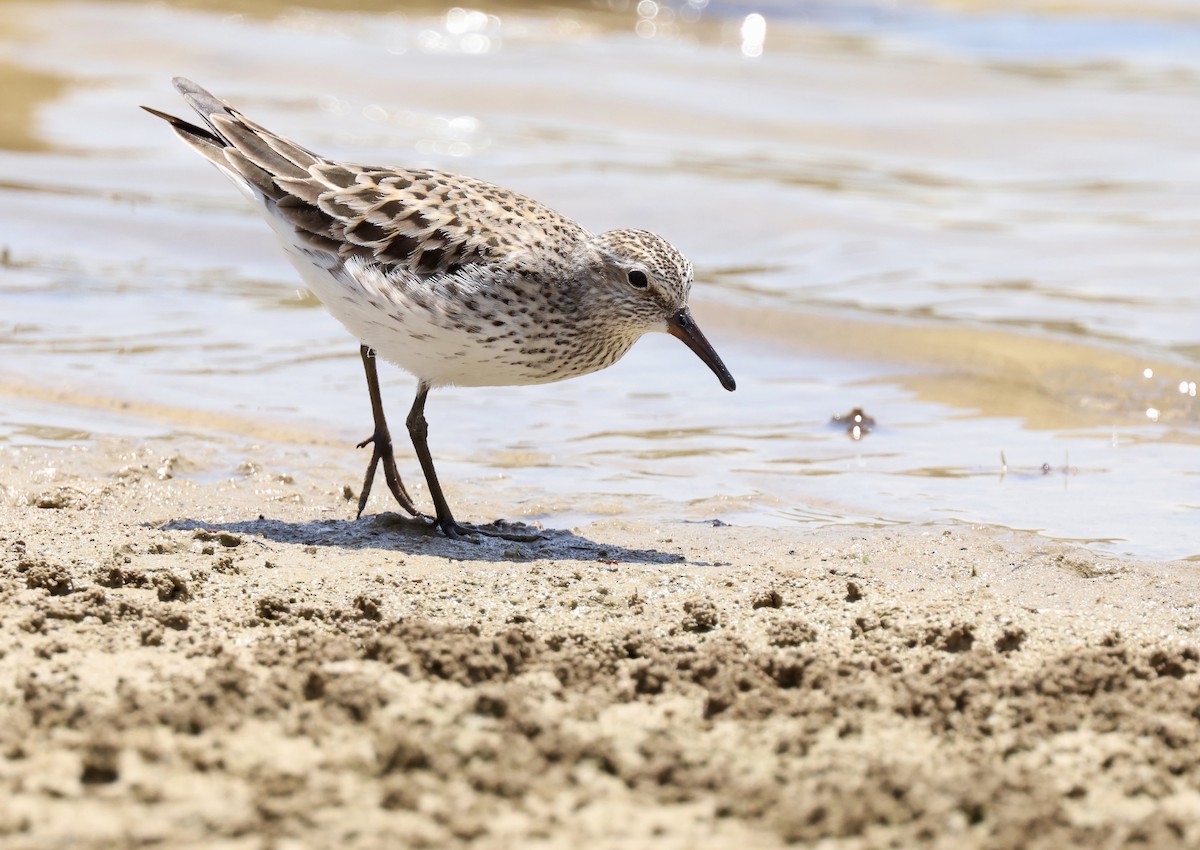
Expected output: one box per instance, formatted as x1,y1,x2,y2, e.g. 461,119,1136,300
160,512,710,566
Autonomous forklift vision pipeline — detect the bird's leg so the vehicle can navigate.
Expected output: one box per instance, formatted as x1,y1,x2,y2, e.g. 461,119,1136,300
405,381,470,538
355,345,422,520
406,381,542,542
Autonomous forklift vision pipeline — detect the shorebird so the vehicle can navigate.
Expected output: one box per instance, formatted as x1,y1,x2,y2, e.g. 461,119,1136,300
144,78,735,539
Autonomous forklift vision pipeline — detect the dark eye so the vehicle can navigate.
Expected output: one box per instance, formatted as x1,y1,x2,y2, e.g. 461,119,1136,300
628,269,649,289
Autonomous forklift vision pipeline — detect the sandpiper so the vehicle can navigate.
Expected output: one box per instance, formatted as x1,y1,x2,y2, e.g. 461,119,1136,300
144,78,735,539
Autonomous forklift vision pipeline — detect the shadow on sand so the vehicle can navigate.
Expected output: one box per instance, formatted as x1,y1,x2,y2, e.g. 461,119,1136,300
160,512,711,566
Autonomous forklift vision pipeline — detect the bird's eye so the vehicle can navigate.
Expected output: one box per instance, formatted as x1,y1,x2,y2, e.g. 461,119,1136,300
628,269,649,289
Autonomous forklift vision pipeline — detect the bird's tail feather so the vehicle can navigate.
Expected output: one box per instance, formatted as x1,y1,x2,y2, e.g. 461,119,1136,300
141,77,321,203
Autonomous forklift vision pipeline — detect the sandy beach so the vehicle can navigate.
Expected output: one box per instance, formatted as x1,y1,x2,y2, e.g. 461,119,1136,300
2,434,1199,849
3,0,1200,846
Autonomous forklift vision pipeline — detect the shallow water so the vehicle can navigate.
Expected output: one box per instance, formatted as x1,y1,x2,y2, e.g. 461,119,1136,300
1,0,1198,559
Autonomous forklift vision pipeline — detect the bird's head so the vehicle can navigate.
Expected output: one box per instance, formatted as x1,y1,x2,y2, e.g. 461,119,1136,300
581,228,736,391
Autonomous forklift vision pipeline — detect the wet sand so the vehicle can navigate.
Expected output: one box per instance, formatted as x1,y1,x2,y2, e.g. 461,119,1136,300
2,435,1199,848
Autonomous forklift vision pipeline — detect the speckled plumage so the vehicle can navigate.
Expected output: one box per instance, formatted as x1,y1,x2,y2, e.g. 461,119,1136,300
145,78,734,537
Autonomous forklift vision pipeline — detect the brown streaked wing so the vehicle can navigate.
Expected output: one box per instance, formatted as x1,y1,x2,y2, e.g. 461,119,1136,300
256,137,593,275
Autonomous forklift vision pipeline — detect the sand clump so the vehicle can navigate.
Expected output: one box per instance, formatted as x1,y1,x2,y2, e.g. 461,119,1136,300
2,439,1200,848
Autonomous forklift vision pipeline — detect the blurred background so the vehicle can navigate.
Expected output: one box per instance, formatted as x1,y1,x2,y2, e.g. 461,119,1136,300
1,0,1198,558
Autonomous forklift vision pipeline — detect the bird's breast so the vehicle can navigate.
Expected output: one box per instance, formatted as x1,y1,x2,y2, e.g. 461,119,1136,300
279,249,633,387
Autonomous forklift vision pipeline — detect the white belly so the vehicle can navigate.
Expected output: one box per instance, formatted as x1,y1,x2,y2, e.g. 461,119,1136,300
273,232,578,388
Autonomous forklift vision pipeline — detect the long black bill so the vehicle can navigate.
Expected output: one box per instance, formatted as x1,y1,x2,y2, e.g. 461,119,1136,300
666,308,736,392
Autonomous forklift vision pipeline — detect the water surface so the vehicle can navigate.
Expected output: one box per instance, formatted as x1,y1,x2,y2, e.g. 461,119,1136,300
1,0,1198,559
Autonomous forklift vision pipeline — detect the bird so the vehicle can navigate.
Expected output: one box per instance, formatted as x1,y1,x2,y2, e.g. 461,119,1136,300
143,78,736,539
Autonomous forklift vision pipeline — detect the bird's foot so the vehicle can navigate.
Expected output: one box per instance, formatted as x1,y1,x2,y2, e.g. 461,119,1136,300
436,516,545,542
356,431,420,519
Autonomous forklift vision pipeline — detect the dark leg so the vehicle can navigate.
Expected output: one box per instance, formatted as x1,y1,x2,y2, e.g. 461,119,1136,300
406,381,542,541
355,345,421,519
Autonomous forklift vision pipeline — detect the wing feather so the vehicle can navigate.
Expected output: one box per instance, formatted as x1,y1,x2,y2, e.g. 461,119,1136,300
144,78,591,276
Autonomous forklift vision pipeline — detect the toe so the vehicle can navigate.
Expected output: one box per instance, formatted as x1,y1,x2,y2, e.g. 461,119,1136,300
438,519,479,541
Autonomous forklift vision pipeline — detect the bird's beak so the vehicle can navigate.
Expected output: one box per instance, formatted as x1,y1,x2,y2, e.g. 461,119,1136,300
666,308,736,391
